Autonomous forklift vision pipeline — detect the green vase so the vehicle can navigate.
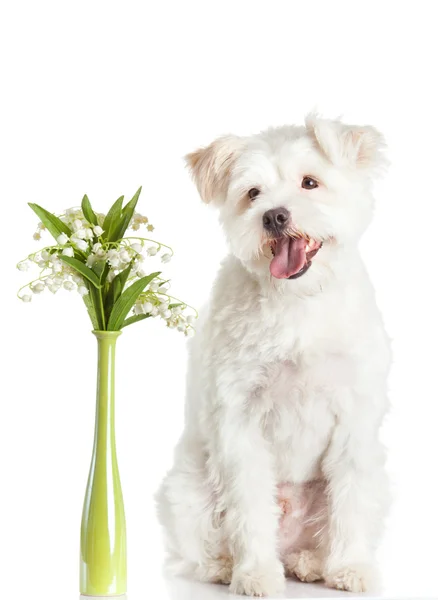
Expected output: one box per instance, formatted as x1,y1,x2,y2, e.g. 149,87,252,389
80,330,127,596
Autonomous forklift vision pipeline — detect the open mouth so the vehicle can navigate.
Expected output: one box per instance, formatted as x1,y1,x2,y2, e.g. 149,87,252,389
269,235,322,280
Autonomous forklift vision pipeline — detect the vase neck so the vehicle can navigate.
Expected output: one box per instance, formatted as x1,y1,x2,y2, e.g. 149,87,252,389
92,331,121,452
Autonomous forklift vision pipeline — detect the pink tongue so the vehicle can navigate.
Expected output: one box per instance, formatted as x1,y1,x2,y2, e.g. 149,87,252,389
270,237,307,279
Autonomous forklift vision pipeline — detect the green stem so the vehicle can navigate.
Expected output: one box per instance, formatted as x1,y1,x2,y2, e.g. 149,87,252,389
98,287,107,330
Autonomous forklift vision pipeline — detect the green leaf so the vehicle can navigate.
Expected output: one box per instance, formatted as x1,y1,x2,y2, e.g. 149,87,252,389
104,263,132,320
102,195,124,241
82,285,100,329
28,203,71,241
121,314,151,328
107,271,161,331
88,284,105,330
81,194,98,226
91,259,106,280
59,256,102,288
111,186,142,241
115,262,133,294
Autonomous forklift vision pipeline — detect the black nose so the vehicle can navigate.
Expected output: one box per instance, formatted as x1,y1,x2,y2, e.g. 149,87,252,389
262,207,290,234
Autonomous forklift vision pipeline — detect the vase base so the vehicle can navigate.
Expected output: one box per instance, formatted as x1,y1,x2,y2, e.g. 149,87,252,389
80,595,127,599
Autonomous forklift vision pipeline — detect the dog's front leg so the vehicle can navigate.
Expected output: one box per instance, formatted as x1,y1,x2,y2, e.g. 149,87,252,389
322,398,389,593
215,389,285,596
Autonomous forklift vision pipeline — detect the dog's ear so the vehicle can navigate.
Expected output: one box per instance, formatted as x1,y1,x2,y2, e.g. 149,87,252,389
305,114,387,174
185,136,242,204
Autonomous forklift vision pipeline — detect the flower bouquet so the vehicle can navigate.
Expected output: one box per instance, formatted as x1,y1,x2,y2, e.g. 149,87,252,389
17,188,196,596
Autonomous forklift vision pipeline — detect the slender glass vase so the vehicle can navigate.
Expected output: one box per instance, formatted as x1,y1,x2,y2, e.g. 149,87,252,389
80,330,127,596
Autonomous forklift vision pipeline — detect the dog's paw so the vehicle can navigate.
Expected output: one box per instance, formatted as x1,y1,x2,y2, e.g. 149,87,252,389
324,563,378,593
196,556,233,585
284,550,322,583
230,560,285,597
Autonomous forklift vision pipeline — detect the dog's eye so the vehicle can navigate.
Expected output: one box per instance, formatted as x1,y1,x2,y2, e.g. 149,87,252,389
248,188,260,200
302,176,319,190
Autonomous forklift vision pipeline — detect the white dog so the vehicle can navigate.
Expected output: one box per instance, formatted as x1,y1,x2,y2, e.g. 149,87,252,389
157,115,391,596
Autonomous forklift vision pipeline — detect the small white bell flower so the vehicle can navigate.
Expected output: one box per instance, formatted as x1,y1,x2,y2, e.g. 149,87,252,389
148,281,159,292
92,242,102,253
17,261,30,271
177,321,187,332
150,306,159,317
31,282,45,294
63,281,76,291
78,286,89,296
161,309,172,319
133,303,145,315
45,277,54,287
48,285,60,294
21,294,32,302
119,250,130,262
72,219,83,231
186,315,197,325
33,232,41,241
161,253,172,263
84,228,94,240
172,306,182,315
73,239,88,251
159,282,169,292
147,246,157,256
75,228,87,239
62,247,74,257
41,250,50,260
53,276,64,286
142,302,153,313
93,225,104,236
136,267,146,277
131,243,143,253
86,254,96,267
107,270,116,283
57,233,69,245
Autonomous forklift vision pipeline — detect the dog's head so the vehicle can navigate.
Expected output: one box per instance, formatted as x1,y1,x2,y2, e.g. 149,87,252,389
186,116,386,285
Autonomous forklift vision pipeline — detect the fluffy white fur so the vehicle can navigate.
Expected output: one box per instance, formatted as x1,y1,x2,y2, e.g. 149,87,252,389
156,115,391,596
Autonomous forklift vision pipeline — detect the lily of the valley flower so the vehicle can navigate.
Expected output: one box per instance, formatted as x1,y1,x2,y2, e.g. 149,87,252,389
57,233,69,245
18,194,196,336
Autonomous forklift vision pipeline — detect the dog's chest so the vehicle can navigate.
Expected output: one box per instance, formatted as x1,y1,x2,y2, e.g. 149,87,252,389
257,360,336,483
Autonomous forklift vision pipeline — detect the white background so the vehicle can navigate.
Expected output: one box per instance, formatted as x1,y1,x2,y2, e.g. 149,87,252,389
1,2,437,599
